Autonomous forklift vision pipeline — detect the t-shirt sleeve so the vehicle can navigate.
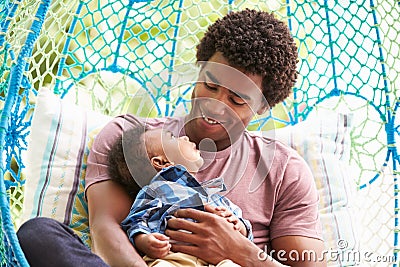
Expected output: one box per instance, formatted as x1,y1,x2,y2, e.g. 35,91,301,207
269,152,323,241
84,115,142,197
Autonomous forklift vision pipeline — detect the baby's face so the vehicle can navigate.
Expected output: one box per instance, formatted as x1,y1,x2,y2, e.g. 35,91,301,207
145,129,204,172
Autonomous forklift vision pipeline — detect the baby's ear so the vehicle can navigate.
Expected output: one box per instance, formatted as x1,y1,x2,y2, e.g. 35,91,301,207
150,156,173,171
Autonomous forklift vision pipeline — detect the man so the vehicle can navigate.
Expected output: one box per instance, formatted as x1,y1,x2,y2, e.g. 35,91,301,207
86,9,325,267
18,9,325,267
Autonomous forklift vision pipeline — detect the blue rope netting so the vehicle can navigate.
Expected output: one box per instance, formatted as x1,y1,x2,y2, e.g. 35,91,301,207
1,0,51,265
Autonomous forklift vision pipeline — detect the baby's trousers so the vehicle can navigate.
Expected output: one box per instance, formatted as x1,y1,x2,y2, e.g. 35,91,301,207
145,252,241,267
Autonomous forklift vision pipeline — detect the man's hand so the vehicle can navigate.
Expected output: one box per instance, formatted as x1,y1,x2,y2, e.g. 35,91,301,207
134,233,171,259
165,208,305,267
204,205,247,236
165,208,248,265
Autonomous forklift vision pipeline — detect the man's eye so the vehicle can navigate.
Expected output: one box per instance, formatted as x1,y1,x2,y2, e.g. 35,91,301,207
204,82,217,91
230,96,246,106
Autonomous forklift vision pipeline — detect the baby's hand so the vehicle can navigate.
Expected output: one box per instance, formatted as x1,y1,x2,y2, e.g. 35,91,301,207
134,233,171,259
204,205,247,236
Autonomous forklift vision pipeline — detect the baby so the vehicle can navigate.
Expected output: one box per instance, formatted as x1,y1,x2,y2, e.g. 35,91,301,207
108,125,252,266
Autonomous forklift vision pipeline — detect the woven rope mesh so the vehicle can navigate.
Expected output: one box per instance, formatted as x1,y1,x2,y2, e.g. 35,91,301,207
0,0,399,266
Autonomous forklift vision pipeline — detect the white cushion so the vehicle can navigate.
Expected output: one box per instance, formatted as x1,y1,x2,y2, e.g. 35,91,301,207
21,88,111,247
267,109,358,266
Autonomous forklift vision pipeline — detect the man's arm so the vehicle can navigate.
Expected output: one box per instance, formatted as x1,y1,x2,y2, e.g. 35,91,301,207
87,180,147,267
271,235,326,266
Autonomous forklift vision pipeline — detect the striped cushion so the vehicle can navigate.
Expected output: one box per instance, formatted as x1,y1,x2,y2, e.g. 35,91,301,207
20,88,111,247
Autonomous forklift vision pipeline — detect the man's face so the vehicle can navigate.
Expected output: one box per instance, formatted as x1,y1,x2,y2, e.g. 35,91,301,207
185,52,267,151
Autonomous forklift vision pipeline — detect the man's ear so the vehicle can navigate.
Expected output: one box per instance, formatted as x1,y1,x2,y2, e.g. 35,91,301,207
256,101,269,115
150,156,173,171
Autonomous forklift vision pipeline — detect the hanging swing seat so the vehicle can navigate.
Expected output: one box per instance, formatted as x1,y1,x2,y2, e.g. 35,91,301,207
0,1,399,266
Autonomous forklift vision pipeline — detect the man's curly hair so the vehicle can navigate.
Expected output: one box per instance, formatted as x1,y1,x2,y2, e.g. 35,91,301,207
196,9,298,108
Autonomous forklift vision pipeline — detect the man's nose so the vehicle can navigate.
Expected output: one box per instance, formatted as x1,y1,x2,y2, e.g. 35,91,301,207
207,97,227,116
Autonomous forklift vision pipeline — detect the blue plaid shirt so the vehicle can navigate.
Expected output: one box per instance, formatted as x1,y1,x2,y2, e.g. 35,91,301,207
121,165,253,246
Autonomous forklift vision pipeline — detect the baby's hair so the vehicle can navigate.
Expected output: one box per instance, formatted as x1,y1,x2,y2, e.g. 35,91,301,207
108,125,155,198
196,9,298,107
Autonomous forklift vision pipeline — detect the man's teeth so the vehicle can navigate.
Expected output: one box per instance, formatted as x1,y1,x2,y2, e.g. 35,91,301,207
202,114,219,124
